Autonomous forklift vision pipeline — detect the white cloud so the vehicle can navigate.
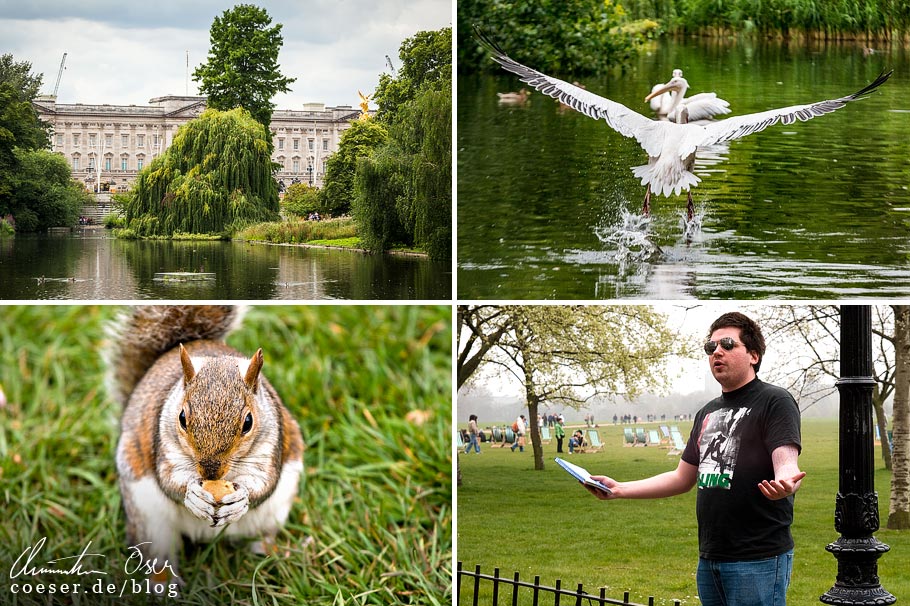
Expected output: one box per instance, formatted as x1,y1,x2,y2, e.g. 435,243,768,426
1,0,451,108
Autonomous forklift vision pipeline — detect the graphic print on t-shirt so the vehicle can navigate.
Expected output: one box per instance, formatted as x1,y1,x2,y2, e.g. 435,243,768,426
696,407,751,490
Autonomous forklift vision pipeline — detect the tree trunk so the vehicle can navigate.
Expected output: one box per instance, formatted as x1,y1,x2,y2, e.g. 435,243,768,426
457,457,462,487
873,392,893,470
888,305,910,529
525,391,544,471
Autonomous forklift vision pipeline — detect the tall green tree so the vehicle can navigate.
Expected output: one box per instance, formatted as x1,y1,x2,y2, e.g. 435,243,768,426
1,54,51,206
3,148,89,232
192,4,295,128
373,27,452,123
354,83,451,260
122,107,279,237
353,27,452,261
459,305,696,470
320,119,388,217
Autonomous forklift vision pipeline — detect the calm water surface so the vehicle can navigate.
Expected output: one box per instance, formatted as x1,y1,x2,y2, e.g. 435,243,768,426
0,229,451,300
458,37,910,299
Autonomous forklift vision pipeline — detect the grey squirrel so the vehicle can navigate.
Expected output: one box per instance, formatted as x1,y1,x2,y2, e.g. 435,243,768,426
106,305,304,591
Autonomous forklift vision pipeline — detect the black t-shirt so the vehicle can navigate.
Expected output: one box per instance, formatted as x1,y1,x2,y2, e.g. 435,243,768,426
681,378,801,561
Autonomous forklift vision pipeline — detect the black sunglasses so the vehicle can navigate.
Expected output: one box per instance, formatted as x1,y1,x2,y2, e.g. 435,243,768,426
704,337,739,355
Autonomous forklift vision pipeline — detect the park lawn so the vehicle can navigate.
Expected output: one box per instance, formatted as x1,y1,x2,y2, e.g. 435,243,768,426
457,419,909,605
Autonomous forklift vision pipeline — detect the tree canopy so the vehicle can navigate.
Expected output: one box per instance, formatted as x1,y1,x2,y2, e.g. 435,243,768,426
121,107,279,237
373,27,452,123
1,54,51,207
192,4,295,128
458,1,654,74
320,118,388,217
460,305,696,469
351,27,452,261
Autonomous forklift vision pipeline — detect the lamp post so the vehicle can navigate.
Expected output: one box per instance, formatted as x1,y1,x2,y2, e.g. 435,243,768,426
820,305,894,605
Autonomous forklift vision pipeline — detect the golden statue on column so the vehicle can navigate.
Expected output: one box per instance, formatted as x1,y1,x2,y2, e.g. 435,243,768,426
358,90,371,120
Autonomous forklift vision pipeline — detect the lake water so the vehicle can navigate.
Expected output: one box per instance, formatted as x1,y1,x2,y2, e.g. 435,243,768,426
0,229,451,300
457,37,910,299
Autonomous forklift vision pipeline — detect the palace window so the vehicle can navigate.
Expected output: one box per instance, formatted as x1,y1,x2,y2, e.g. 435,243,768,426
56,134,64,147
278,138,284,150
322,139,328,151
293,139,299,150
89,133,97,148
88,156,95,169
308,139,314,152
137,134,145,148
105,134,113,147
73,133,80,146
121,157,128,171
105,157,112,171
72,156,80,170
292,159,300,172
122,134,129,147
137,157,144,170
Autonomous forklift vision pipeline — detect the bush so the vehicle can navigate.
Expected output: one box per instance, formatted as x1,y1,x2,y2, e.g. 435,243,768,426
281,182,321,217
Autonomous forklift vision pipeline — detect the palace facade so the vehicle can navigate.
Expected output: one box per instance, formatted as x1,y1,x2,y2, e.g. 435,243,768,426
32,95,361,191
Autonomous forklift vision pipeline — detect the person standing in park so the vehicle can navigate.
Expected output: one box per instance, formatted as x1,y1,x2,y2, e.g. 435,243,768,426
554,418,566,453
585,312,805,606
510,414,526,452
464,414,481,454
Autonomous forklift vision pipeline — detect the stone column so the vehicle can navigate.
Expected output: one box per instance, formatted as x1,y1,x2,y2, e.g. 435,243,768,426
820,305,895,605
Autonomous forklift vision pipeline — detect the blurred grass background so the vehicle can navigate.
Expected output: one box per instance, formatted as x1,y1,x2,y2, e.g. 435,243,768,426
0,305,452,605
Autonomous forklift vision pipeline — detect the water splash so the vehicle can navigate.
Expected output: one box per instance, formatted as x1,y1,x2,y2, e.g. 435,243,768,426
594,209,664,263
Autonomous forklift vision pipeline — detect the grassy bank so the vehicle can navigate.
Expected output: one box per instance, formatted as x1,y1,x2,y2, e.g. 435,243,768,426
235,216,360,248
0,305,452,605
457,418,909,604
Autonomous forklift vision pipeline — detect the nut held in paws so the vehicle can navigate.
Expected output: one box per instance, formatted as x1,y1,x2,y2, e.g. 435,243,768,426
202,480,235,502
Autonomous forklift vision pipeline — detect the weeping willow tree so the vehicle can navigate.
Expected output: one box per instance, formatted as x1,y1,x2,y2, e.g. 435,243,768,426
353,84,451,261
122,107,279,237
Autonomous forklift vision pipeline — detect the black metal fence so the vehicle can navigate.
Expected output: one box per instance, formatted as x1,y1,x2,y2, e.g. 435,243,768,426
457,563,681,606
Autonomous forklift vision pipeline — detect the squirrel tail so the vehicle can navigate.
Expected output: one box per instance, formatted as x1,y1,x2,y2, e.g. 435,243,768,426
106,305,245,406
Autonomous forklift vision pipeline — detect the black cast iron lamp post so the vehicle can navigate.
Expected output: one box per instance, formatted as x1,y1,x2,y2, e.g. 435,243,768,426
820,305,894,605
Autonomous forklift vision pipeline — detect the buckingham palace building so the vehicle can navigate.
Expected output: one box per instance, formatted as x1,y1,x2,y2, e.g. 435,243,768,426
32,94,361,191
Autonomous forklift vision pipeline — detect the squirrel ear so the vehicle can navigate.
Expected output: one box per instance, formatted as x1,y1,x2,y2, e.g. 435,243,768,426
244,348,263,391
179,344,196,385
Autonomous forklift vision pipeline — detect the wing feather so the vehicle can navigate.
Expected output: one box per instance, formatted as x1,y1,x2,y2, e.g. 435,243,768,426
699,70,892,146
474,26,662,156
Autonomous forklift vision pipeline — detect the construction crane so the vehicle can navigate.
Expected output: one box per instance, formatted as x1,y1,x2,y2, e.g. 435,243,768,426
53,52,67,97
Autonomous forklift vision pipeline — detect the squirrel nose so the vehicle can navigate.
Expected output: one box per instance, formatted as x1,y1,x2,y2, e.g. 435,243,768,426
199,459,225,480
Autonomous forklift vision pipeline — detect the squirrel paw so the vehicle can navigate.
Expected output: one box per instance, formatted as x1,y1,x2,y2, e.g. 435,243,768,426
213,485,250,527
184,480,217,522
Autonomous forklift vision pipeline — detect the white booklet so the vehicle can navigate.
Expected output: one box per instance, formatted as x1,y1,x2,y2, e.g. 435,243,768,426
555,457,613,495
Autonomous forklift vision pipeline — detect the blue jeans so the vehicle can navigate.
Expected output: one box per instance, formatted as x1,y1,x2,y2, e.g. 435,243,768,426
464,434,480,453
696,550,794,606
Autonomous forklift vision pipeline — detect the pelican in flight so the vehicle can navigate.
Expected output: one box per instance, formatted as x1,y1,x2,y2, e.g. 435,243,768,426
648,69,731,122
475,27,892,221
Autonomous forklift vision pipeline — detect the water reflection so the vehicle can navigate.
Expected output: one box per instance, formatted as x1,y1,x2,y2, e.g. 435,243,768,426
0,229,451,300
457,37,910,299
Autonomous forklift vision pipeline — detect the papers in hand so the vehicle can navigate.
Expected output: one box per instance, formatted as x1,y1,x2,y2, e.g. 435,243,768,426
555,457,612,495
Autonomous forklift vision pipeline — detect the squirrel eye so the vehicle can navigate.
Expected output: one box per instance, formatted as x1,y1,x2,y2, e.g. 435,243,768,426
179,409,187,430
241,412,253,435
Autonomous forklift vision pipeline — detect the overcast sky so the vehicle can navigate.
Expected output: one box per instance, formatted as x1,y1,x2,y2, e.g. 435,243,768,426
0,0,451,109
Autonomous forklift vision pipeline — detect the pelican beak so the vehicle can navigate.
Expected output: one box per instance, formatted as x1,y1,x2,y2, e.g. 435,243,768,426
645,82,678,103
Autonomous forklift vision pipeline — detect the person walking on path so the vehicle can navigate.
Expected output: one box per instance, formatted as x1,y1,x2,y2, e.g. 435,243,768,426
464,414,481,454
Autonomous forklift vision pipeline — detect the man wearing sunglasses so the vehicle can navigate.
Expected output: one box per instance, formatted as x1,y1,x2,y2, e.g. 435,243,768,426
585,312,804,606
